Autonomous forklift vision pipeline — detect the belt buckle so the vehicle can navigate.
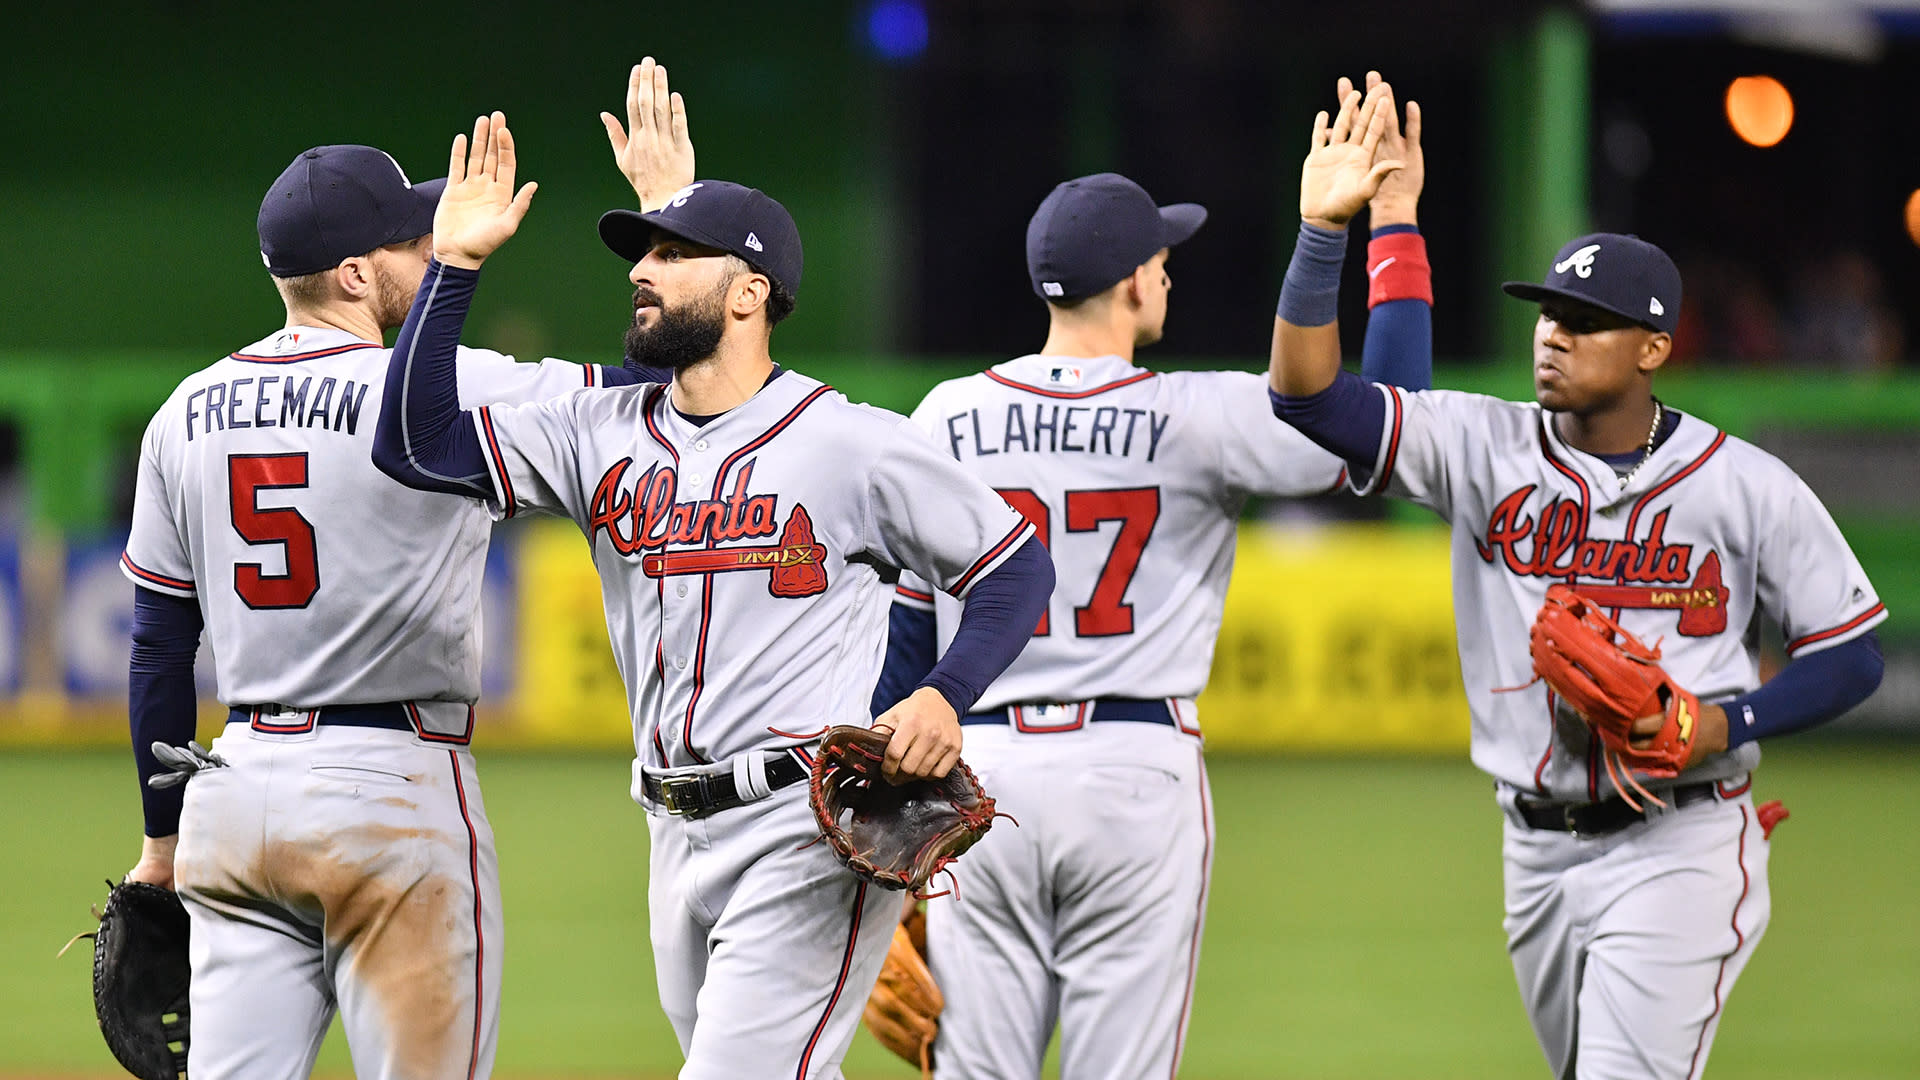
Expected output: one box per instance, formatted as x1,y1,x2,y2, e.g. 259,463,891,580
658,774,707,816
1562,805,1584,835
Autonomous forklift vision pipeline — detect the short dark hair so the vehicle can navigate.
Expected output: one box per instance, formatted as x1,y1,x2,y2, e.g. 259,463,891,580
765,277,797,325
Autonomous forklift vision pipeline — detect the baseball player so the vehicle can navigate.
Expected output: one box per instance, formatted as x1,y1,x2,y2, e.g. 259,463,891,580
1268,82,1886,1078
869,76,1432,1079
371,107,1054,1079
120,129,673,1078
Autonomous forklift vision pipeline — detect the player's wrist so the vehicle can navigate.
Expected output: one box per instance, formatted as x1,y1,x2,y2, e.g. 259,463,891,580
1369,200,1418,227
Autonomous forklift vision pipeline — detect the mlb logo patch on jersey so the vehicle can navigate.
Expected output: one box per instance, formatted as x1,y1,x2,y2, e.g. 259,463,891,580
1047,366,1083,387
269,331,303,354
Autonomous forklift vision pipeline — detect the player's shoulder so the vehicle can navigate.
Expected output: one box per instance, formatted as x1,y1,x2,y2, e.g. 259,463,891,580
1669,411,1797,484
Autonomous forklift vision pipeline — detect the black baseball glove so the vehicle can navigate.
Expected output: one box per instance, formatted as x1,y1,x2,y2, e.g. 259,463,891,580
68,881,191,1080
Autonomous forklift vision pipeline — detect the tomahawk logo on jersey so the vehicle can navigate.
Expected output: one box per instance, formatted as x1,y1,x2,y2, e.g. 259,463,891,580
1350,386,1886,798
121,325,619,718
894,354,1346,712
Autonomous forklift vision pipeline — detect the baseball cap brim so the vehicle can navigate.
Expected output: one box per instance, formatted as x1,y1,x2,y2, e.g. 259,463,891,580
390,177,445,245
599,208,735,265
1158,203,1207,248
1501,281,1659,330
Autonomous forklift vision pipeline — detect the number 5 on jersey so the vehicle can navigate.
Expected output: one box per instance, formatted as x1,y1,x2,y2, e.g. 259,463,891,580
229,453,320,609
997,487,1159,637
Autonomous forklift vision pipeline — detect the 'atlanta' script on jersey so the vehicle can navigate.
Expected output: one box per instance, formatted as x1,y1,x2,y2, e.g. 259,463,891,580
1474,486,1726,635
586,457,828,597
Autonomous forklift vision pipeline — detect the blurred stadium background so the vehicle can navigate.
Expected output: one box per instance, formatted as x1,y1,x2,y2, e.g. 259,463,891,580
3,1,1916,1076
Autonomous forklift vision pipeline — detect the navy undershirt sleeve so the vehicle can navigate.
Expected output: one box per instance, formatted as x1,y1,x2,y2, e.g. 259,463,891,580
601,363,674,386
372,260,495,498
1360,225,1433,392
911,537,1052,718
1720,631,1884,748
129,586,204,837
1269,369,1389,469
872,602,938,717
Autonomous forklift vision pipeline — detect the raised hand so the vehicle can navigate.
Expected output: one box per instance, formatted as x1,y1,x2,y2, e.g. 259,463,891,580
601,57,696,212
433,112,539,270
1339,71,1423,227
1299,81,1403,230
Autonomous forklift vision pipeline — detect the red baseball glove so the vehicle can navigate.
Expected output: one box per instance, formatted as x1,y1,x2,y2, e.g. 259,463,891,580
1527,585,1701,809
808,725,1003,897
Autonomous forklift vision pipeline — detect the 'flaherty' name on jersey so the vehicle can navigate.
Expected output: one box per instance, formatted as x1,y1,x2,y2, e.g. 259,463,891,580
183,375,371,441
943,403,1171,461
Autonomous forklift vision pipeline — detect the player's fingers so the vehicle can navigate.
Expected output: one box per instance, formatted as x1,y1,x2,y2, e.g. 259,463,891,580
1336,75,1353,105
484,112,506,180
509,181,538,220
881,725,910,778
466,115,488,179
652,63,673,136
1366,69,1382,91
670,91,691,148
1357,93,1390,155
929,744,959,780
1405,100,1422,148
496,122,517,189
632,57,654,130
600,112,628,153
1329,90,1359,143
1309,109,1329,151
1363,160,1405,193
448,132,468,183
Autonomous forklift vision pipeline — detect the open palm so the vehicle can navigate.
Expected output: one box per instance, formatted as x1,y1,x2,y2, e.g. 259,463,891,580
1299,84,1402,228
434,112,539,269
601,57,696,212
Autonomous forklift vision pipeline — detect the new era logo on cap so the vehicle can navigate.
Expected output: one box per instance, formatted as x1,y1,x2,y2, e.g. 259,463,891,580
745,232,763,252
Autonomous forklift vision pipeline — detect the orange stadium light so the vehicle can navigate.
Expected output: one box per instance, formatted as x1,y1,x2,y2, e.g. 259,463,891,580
1725,75,1794,148
1906,189,1920,248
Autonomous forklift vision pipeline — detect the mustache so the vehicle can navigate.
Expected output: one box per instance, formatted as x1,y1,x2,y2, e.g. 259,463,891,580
632,287,664,311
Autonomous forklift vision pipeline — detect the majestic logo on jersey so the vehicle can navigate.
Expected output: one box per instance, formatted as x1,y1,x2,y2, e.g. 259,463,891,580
1475,486,1726,635
585,458,828,597
1553,243,1601,278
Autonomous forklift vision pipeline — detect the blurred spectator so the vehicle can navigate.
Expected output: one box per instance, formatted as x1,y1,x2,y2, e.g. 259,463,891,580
1784,251,1904,372
1670,255,1783,366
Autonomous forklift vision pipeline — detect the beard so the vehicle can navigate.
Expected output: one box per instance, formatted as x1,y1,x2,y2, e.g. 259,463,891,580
624,282,728,373
370,260,416,330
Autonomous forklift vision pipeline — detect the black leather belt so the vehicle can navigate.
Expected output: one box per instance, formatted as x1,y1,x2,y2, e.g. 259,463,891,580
963,698,1175,727
1513,781,1719,836
642,752,810,817
230,702,414,732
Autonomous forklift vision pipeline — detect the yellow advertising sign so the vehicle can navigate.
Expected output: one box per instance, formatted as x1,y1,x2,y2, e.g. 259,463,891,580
1195,523,1469,751
510,518,1471,753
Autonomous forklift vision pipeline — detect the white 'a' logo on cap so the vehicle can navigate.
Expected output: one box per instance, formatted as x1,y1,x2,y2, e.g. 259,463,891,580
745,232,763,252
1650,296,1665,317
1554,243,1601,278
668,182,704,208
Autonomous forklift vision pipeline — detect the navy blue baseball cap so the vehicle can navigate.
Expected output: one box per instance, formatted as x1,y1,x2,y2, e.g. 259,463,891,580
257,145,444,278
598,180,804,296
1026,173,1206,301
1503,233,1682,334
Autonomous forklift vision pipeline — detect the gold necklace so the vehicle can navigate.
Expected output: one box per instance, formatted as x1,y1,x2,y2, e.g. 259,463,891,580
1619,397,1664,486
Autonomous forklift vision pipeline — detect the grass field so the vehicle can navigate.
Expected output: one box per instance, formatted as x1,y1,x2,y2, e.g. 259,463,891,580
4,742,1915,1078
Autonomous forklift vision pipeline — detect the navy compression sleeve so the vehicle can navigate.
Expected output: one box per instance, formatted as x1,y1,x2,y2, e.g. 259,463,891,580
1360,225,1433,391
1721,631,1884,748
600,363,674,386
129,586,203,837
913,537,1052,718
872,602,939,717
1269,370,1388,468
372,260,494,497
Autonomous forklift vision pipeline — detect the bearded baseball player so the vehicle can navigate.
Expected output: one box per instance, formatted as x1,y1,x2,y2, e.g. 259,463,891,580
865,77,1432,1080
118,126,678,1078
1268,82,1887,1078
371,103,1053,1078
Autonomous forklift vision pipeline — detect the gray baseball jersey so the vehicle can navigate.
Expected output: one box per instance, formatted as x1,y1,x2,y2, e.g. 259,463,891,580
121,325,612,719
466,368,1035,770
894,354,1346,712
1347,387,1886,800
